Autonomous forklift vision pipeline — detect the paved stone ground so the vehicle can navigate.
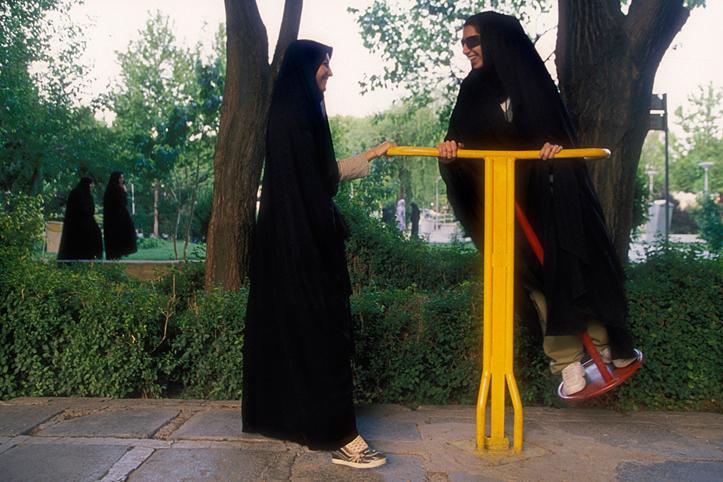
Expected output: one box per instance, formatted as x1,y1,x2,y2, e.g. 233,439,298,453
0,398,721,481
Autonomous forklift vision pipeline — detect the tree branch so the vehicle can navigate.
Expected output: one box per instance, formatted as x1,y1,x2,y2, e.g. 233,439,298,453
270,0,303,88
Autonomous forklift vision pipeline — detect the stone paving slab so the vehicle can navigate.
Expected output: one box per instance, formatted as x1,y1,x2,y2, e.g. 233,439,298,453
37,409,179,439
0,443,129,482
168,409,244,441
616,460,723,482
125,447,296,482
0,405,64,436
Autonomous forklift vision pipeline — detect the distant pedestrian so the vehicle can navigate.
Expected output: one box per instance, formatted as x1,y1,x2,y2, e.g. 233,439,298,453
410,202,420,237
395,198,406,232
103,171,137,260
381,207,393,224
57,177,103,260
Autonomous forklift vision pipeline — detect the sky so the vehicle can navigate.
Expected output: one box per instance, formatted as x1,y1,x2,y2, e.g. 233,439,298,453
70,0,723,120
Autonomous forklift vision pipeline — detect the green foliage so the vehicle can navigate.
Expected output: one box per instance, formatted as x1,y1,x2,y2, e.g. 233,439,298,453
620,246,723,411
351,283,482,405
338,193,478,291
137,237,166,250
331,104,448,213
694,196,723,252
0,192,45,262
1,202,722,412
0,262,164,398
669,83,723,194
169,288,247,400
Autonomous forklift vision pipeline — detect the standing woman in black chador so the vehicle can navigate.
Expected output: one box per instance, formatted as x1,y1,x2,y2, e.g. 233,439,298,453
436,12,638,396
242,39,393,469
57,177,103,260
103,171,137,260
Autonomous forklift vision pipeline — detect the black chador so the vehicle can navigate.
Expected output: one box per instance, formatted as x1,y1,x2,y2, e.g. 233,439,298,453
103,171,137,260
57,177,103,260
440,12,635,359
242,40,358,450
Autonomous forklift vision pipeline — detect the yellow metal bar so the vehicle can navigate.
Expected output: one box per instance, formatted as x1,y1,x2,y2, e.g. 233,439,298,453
389,145,610,455
387,146,610,160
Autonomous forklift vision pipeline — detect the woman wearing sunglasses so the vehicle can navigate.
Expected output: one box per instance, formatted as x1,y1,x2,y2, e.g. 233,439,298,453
436,12,638,395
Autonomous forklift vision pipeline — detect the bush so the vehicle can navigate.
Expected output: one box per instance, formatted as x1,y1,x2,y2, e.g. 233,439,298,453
351,282,482,406
694,196,723,251
339,194,478,292
0,192,44,262
0,193,722,413
169,287,247,400
0,262,164,398
618,246,723,411
137,237,166,250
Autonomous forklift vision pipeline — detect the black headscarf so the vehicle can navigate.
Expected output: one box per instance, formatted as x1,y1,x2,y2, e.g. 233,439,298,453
441,12,635,357
57,177,103,260
103,171,137,260
243,40,358,450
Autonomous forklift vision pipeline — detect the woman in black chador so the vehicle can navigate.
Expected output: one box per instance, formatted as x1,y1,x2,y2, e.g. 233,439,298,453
103,171,137,260
436,12,638,395
242,40,392,468
57,177,103,260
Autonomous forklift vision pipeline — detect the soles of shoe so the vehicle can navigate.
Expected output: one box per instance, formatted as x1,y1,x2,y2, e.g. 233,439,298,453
332,457,387,469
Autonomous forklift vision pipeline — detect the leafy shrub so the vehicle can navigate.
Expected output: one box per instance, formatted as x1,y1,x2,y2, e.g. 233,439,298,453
339,194,478,292
0,261,164,398
0,192,44,261
618,245,723,411
694,196,723,252
169,288,247,400
137,237,166,250
351,282,482,405
1,192,722,413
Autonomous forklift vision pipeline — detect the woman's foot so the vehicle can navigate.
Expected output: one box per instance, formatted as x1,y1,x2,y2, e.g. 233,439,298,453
561,361,586,395
331,435,387,469
600,347,637,368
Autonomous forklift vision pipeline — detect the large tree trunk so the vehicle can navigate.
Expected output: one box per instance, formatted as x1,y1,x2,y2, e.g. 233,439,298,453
556,0,689,262
205,0,301,290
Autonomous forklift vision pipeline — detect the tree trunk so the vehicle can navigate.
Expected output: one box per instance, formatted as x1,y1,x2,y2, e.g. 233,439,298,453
556,0,689,261
205,0,301,290
153,180,160,238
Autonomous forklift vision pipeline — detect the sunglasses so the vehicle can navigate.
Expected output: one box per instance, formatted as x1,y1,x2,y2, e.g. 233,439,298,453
461,35,482,49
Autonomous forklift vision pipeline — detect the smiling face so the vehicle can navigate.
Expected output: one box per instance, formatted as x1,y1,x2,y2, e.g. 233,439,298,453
461,25,483,70
315,53,333,92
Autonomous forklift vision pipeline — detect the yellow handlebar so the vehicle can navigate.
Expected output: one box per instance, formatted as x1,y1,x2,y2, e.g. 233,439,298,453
386,146,611,160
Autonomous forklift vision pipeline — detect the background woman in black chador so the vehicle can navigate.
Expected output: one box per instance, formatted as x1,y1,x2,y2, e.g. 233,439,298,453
242,39,392,469
103,171,137,260
57,177,103,260
436,12,638,395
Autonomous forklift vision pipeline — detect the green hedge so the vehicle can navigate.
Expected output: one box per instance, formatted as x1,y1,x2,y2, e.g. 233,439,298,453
1,194,722,412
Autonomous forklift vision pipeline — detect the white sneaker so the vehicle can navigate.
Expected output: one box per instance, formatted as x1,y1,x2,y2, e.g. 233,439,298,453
600,347,636,368
562,362,586,395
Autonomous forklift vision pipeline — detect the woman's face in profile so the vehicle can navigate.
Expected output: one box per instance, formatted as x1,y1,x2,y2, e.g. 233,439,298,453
315,53,333,92
461,25,483,70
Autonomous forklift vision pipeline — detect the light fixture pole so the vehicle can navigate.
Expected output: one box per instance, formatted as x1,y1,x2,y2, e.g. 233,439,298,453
699,161,714,196
435,176,442,231
645,168,657,195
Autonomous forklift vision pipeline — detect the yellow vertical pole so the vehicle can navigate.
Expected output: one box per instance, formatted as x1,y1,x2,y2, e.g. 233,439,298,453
477,155,523,453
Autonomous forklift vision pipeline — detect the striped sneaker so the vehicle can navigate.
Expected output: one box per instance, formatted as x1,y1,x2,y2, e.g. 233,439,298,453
331,446,387,469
